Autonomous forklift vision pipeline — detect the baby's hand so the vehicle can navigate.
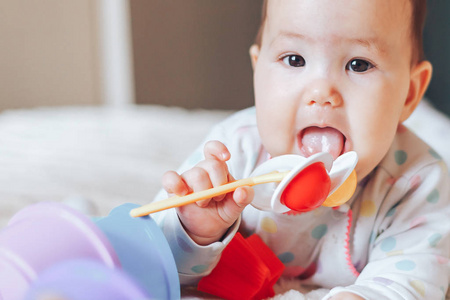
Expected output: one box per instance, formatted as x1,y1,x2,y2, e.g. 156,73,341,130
162,141,254,245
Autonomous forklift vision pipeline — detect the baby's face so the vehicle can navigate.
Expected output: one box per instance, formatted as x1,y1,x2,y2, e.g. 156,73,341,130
252,0,417,180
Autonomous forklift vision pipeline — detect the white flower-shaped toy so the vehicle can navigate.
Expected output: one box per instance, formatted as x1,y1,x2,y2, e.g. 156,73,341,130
130,152,358,217
251,151,358,213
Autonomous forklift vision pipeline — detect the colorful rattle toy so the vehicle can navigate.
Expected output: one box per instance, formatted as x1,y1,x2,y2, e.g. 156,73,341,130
130,151,358,217
0,202,180,299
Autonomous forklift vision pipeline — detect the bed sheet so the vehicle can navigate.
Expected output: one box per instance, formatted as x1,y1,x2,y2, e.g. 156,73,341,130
0,105,232,228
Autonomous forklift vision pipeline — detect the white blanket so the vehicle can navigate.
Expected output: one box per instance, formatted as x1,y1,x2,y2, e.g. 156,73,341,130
0,105,231,227
0,101,448,299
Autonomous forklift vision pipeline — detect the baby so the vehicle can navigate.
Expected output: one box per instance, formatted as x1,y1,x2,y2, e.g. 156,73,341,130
155,0,449,299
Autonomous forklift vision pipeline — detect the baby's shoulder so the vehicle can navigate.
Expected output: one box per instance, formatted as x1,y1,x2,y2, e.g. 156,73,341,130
377,125,448,181
357,127,448,234
215,106,257,131
210,106,260,143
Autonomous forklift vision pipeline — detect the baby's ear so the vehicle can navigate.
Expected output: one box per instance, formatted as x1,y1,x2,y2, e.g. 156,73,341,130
249,44,260,71
400,60,433,122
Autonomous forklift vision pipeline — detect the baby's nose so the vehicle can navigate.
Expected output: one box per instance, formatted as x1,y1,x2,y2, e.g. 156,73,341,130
304,79,343,107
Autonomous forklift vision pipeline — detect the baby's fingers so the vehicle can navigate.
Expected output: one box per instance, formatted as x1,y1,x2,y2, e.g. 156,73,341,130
217,186,254,225
195,159,230,202
162,171,189,196
181,167,214,207
233,186,254,208
203,140,230,162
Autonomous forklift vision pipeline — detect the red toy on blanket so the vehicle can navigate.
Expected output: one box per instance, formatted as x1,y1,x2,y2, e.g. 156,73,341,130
198,233,285,300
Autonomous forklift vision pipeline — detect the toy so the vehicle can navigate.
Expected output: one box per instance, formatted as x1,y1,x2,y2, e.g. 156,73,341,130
130,151,358,216
251,151,358,213
0,202,179,300
25,259,148,300
95,203,179,299
198,232,285,300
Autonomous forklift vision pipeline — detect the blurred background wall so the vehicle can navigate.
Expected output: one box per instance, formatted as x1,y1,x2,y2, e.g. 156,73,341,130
130,0,261,110
423,0,450,116
1,0,449,115
0,0,134,111
0,1,102,110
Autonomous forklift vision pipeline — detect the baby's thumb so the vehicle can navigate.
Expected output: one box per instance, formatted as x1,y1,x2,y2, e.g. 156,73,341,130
219,186,253,225
233,186,254,209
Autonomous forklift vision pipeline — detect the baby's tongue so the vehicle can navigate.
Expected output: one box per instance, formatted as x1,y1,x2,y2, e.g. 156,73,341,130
301,127,344,160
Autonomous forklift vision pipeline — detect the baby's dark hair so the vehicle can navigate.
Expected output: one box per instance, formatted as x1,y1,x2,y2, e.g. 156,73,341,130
254,0,427,64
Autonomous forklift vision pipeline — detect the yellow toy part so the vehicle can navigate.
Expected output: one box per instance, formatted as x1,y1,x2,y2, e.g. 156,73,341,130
322,170,357,207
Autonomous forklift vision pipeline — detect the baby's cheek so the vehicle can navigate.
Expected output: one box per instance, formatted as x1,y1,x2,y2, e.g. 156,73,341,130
268,137,294,157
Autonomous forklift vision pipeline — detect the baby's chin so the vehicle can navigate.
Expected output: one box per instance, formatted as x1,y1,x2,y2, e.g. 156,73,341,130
354,154,386,182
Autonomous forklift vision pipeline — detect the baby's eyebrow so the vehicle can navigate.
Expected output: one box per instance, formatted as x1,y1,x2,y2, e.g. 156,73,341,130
349,37,387,55
271,30,386,55
270,30,308,46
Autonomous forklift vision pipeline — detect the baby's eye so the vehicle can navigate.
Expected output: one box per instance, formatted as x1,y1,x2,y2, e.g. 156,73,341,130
346,59,374,72
282,55,305,67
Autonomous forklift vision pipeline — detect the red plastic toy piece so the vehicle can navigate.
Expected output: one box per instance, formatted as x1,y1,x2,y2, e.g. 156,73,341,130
198,233,284,300
246,234,285,299
280,162,331,212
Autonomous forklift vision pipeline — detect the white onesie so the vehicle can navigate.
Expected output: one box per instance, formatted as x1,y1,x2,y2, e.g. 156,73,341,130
154,107,449,300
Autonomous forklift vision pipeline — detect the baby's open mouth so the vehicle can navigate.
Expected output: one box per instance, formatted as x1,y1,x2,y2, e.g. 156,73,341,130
299,126,345,160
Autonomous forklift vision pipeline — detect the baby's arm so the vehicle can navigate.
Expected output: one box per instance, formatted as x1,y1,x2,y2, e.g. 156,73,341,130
162,140,254,245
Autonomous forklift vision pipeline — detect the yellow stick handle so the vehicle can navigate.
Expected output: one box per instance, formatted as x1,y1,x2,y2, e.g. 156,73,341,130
130,171,289,217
